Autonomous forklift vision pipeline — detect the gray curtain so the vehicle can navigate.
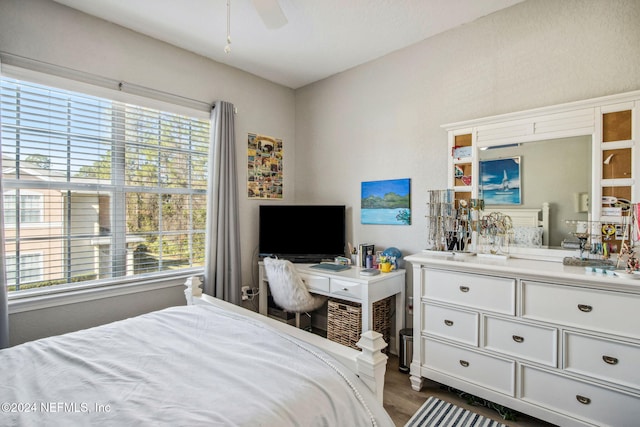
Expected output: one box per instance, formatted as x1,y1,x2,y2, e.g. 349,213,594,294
203,101,242,304
0,135,9,348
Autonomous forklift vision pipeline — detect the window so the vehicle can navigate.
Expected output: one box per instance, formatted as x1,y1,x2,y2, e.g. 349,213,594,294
1,77,209,293
5,252,43,287
4,190,44,225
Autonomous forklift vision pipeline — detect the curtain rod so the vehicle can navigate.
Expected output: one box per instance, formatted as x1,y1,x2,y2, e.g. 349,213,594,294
0,51,214,112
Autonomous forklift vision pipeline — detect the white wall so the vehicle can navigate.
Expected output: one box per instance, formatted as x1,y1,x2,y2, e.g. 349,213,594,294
295,0,640,318
0,0,296,344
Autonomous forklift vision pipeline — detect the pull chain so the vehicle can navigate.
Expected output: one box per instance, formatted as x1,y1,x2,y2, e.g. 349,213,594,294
224,0,232,53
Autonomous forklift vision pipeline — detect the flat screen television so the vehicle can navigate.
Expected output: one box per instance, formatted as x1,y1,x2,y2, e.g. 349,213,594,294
259,205,346,262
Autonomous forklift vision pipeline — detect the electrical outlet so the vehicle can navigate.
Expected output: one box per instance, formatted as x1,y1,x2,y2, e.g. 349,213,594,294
241,285,250,301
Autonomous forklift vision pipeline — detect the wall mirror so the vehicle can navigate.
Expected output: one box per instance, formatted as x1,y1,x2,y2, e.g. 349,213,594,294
478,135,592,248
446,90,639,261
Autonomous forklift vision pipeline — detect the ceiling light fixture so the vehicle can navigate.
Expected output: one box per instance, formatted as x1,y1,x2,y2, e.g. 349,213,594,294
224,0,232,54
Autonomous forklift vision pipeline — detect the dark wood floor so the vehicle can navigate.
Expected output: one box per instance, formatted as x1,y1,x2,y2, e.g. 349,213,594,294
383,355,557,427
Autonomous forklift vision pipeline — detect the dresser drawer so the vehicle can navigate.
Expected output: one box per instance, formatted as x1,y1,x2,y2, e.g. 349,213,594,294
423,269,515,315
521,364,640,427
522,281,640,339
564,331,640,391
483,315,557,367
423,302,479,346
330,278,362,300
422,337,515,395
299,273,330,293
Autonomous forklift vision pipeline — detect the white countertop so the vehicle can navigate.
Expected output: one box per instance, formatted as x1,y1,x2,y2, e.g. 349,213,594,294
295,263,406,283
404,252,640,293
258,260,405,283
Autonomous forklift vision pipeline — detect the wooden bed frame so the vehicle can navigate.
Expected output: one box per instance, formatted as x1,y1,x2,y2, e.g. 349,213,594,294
184,277,388,403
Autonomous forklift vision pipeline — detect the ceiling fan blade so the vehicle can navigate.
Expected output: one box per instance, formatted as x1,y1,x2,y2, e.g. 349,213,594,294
251,0,288,29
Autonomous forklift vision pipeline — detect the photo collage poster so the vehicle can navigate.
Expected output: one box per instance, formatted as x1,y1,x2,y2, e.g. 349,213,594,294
247,133,283,199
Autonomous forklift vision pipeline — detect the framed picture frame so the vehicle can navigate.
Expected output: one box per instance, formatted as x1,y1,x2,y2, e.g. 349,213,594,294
247,133,283,199
479,157,521,205
361,178,411,225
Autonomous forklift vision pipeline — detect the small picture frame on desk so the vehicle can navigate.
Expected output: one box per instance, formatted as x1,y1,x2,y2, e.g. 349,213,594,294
358,243,375,267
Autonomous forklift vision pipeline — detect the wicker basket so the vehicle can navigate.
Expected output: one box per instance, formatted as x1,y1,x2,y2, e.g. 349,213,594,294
327,297,391,351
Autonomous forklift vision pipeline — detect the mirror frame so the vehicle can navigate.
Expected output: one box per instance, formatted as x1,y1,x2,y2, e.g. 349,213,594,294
443,90,640,260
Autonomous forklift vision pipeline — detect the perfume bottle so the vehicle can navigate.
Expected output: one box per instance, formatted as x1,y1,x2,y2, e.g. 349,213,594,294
365,251,373,269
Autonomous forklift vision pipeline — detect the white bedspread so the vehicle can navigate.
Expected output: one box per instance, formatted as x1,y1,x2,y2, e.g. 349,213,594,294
0,305,393,426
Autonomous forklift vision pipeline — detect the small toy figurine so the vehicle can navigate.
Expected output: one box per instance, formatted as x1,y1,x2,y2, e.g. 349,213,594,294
627,250,639,272
618,241,639,273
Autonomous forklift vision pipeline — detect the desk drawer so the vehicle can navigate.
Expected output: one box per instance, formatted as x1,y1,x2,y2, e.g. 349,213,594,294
423,269,515,315
521,364,640,427
423,303,478,346
423,337,515,396
564,331,640,391
330,279,362,300
484,315,557,367
299,273,330,293
522,281,640,339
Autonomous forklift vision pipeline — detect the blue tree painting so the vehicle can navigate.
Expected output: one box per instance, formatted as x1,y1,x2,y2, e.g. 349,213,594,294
361,178,411,225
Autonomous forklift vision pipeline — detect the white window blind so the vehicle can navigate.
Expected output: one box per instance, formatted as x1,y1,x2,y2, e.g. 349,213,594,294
6,252,43,287
1,77,209,292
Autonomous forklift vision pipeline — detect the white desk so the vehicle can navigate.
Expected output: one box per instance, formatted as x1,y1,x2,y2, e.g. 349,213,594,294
258,262,406,354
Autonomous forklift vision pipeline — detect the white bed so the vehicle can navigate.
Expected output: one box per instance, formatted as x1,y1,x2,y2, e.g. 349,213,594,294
0,280,393,426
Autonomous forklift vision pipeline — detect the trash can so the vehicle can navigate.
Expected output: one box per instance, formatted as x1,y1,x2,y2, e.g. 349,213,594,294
398,328,413,373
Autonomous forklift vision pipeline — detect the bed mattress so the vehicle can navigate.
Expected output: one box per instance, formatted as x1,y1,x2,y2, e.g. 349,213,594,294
0,304,393,426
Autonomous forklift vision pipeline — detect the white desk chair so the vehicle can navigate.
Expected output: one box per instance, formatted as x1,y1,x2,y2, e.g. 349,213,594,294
263,257,327,329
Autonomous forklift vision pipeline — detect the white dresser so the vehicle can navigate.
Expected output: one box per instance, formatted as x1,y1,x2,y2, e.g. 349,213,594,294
405,253,640,427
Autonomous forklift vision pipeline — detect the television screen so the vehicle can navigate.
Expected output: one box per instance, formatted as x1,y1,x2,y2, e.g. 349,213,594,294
259,205,346,262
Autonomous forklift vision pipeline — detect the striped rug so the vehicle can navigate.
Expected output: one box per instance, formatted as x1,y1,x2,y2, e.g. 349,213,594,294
405,396,508,427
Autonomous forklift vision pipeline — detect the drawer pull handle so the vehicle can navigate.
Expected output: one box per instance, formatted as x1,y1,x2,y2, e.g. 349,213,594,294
459,286,470,293
576,395,591,405
459,360,469,367
342,288,349,291
512,335,524,343
577,304,592,312
444,320,454,326
602,355,619,365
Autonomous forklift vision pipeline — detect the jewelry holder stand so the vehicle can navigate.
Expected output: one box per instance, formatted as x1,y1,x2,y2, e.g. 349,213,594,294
477,211,513,258
563,220,614,268
424,189,473,255
618,204,640,272
608,210,640,271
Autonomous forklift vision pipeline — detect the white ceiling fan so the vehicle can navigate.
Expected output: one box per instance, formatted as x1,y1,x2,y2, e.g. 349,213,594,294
252,0,288,29
225,0,287,53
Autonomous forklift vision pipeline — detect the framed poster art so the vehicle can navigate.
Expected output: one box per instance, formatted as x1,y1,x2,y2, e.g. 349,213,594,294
247,133,283,199
361,178,411,225
479,157,521,205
